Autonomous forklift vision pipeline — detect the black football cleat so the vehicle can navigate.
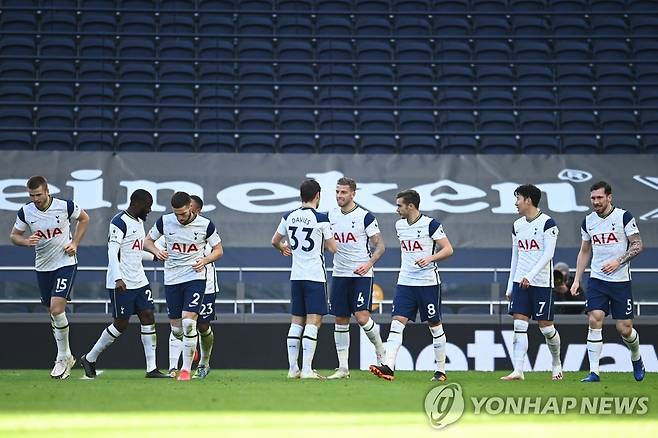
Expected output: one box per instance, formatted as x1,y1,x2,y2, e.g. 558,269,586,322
431,371,447,382
145,369,171,378
80,354,97,379
369,364,395,381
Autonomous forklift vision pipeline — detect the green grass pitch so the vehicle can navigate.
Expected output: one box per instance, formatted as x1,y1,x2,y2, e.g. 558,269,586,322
0,370,656,437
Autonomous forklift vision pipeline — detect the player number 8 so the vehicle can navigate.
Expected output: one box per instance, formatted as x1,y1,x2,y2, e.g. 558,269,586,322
427,303,436,316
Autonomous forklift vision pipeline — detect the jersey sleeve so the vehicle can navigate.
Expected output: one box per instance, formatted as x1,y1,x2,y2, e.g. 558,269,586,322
154,236,166,251
623,211,640,236
506,233,519,295
364,212,380,237
149,217,164,240
276,217,287,235
429,219,446,240
543,218,559,240
107,240,122,283
67,200,82,220
206,221,222,246
14,207,27,231
580,218,591,241
321,220,333,240
108,218,126,245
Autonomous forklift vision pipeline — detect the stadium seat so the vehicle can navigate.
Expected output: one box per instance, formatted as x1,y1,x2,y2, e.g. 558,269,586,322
199,87,234,106
316,16,352,35
598,111,637,132
237,88,275,105
637,88,658,106
0,84,33,102
198,39,234,60
318,135,358,153
0,132,33,150
278,0,314,11
635,64,658,82
198,14,235,34
319,111,355,132
198,134,236,152
472,16,510,35
398,111,435,131
355,0,391,11
321,88,355,105
317,41,353,59
357,65,394,83
118,85,155,103
158,134,195,152
277,16,313,35
238,110,275,131
633,40,658,60
393,0,431,11
0,108,33,129
478,89,514,106
77,108,115,129
561,135,601,153
278,110,316,131
601,135,643,153
553,40,590,60
472,0,508,11
317,0,353,11
238,16,274,35
118,38,156,58
157,109,195,131
513,40,551,60
199,62,234,82
437,65,475,83
158,86,195,104
480,136,519,153
40,12,77,33
76,133,115,151
516,89,555,106
36,132,74,151
276,41,314,60
397,88,434,106
433,16,470,35
356,41,394,61
438,88,475,106
640,111,658,130
118,133,156,151
591,15,627,36
80,12,117,33
396,41,432,61
557,88,595,106
238,134,276,153
279,135,317,153
549,0,587,12
400,136,437,154
434,41,472,60
0,12,37,32
440,135,478,153
519,111,557,131
360,136,398,154
318,65,354,82
641,135,658,152
596,88,634,107
394,16,432,36
119,12,157,33
358,111,396,132
431,0,468,12
397,64,434,82
37,108,74,128
355,17,392,36
516,65,553,83
476,65,514,83
630,15,658,35
556,65,594,83
511,16,549,35
479,111,516,132
239,0,274,10
118,108,156,129
521,135,560,154
590,0,627,11
592,40,630,60
80,38,116,58
198,110,235,130
0,36,35,56
560,111,597,131
277,87,315,106
158,63,195,81
439,111,476,132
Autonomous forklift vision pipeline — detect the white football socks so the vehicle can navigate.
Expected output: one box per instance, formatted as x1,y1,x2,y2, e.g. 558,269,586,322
286,323,303,371
199,327,214,368
512,319,529,374
360,318,385,361
539,324,562,367
334,324,350,370
385,319,406,370
87,323,122,363
429,324,446,373
622,328,641,362
181,318,198,372
169,325,183,370
301,324,319,373
140,324,157,372
587,327,603,375
51,313,72,361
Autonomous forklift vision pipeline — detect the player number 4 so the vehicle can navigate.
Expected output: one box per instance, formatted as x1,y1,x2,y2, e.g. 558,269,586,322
357,292,364,307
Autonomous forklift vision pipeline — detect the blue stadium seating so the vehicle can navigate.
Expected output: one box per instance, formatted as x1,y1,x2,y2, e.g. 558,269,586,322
0,1,657,153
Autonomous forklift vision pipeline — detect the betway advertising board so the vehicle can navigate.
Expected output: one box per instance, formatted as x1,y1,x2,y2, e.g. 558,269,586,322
1,152,657,248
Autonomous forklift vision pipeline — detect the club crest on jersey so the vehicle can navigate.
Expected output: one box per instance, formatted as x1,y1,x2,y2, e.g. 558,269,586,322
401,240,423,251
334,232,357,243
35,228,62,239
592,233,619,245
518,239,540,251
131,239,143,250
171,242,199,253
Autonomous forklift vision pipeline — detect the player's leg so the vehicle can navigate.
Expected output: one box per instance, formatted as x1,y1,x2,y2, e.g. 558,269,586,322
609,282,644,381
370,285,415,381
165,284,184,377
300,281,328,379
194,292,216,379
581,278,608,382
420,285,447,382
353,277,386,365
502,282,530,381
178,280,205,380
81,288,132,378
45,265,77,379
134,285,168,378
287,281,306,378
533,286,562,380
328,277,351,379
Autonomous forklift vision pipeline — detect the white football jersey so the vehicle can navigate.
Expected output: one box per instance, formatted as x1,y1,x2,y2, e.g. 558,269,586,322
106,211,149,289
14,197,81,272
153,237,217,295
329,204,380,278
396,215,447,286
581,207,639,282
510,213,558,287
277,207,332,282
149,213,221,286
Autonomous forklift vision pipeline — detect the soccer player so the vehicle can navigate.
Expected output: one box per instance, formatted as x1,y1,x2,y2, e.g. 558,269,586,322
10,175,89,379
143,191,223,381
571,181,645,383
271,179,337,379
79,190,168,379
326,177,386,380
369,189,453,382
502,184,563,381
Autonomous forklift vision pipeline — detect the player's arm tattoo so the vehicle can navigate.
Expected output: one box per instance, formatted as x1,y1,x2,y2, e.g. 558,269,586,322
368,233,385,265
617,234,643,265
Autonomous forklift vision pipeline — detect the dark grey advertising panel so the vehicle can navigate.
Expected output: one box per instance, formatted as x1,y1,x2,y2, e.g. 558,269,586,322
1,151,657,248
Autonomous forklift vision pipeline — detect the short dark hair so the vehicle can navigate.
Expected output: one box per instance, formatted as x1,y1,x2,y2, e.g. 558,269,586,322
590,181,612,195
171,191,191,209
300,179,321,203
130,189,152,205
190,195,203,209
396,189,420,209
336,177,357,192
27,175,48,191
514,184,541,207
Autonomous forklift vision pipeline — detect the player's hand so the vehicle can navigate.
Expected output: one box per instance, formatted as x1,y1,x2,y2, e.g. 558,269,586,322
505,292,511,302
63,242,77,256
154,249,168,261
279,242,292,257
353,262,372,276
520,277,530,288
26,233,41,246
192,258,206,272
602,259,621,275
115,279,127,293
415,257,431,268
570,280,580,296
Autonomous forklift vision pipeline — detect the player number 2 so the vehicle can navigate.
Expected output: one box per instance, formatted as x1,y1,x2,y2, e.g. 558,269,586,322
427,303,436,316
55,278,68,292
190,293,201,306
145,289,153,303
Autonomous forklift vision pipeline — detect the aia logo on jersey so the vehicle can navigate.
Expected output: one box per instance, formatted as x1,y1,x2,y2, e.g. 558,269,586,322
401,240,423,252
35,228,62,240
131,239,143,250
334,232,357,243
592,233,619,245
171,242,199,253
518,239,540,251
